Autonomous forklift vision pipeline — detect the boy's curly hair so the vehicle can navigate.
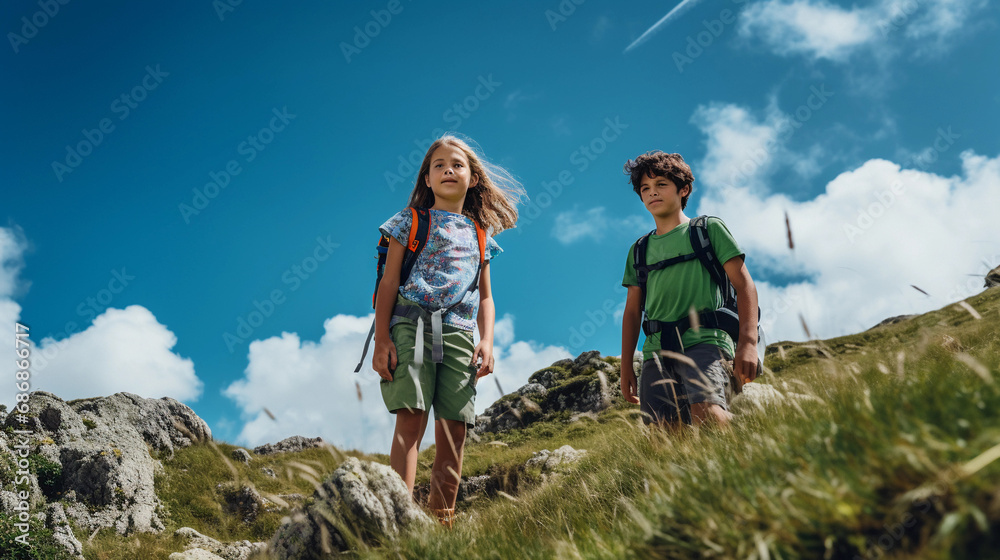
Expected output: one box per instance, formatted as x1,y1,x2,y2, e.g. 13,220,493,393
623,151,695,209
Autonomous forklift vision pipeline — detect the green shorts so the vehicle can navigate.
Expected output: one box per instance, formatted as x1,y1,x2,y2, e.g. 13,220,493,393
380,315,478,427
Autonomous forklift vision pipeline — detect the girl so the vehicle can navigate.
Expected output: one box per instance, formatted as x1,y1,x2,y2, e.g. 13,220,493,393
372,135,522,528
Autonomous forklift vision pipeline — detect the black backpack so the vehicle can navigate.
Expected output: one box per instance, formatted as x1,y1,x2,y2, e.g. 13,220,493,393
633,215,761,356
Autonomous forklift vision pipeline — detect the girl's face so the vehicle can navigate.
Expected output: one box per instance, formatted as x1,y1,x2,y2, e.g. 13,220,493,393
425,144,479,204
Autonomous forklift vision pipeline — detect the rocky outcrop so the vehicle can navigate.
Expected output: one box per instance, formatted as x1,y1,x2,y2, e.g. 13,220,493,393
266,457,431,558
170,527,266,560
475,351,620,435
1,391,211,536
252,436,326,456
525,445,588,473
217,482,267,524
987,265,1000,288
870,314,917,329
47,502,85,560
231,448,252,463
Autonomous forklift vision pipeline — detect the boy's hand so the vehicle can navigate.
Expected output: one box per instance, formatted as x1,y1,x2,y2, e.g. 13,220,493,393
372,335,397,382
734,342,759,385
472,340,494,379
620,362,640,404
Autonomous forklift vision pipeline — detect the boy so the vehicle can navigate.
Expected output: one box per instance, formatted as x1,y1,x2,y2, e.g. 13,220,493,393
620,151,759,427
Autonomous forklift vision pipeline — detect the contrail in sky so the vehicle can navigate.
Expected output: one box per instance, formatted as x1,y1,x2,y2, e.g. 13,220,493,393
623,0,709,53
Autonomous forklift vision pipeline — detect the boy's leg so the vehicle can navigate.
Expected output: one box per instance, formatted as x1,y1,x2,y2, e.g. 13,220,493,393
679,344,734,427
638,356,688,425
390,408,430,493
428,418,467,514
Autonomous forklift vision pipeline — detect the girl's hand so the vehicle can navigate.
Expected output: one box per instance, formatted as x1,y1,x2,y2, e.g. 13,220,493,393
472,340,494,379
372,335,397,382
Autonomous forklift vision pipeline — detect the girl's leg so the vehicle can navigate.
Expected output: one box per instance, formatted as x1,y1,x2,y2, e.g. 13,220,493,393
427,418,467,513
389,408,429,493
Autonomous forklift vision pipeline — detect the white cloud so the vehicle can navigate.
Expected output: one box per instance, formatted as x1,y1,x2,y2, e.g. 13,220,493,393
28,306,202,403
690,94,833,196
1,226,29,410
553,207,648,244
481,315,572,404
223,313,570,454
0,226,203,409
692,102,1000,343
738,0,986,62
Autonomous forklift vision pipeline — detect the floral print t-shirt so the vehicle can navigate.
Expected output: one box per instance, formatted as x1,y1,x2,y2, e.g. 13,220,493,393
379,208,502,331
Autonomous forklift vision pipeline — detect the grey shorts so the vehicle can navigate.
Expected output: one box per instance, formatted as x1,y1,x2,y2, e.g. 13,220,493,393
639,343,733,425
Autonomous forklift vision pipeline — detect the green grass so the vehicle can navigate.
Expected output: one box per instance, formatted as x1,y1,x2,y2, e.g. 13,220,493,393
17,288,1000,559
364,288,1000,559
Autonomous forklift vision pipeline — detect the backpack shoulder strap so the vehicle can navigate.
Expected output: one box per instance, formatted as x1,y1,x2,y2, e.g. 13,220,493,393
400,207,430,286
688,215,734,306
473,219,487,265
633,231,654,316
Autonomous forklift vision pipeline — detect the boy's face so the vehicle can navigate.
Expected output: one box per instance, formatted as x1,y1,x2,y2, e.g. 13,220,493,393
639,172,689,216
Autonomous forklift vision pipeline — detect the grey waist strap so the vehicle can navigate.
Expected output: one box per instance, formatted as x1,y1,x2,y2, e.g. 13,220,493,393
393,304,447,363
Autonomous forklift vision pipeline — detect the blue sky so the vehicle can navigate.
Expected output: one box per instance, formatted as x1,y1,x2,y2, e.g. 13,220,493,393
3,0,999,452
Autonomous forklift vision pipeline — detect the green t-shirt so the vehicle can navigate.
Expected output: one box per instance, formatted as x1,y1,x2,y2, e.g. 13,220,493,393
622,217,744,361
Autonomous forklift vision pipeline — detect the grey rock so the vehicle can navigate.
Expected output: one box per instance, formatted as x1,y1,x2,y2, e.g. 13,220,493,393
231,448,252,463
870,315,917,329
730,383,786,414
169,549,227,560
268,457,432,558
253,435,325,456
458,475,492,501
526,445,588,473
46,502,85,559
217,483,266,524
4,391,211,536
987,265,1000,288
475,351,621,436
261,467,276,478
527,368,563,389
0,490,21,514
174,526,267,560
517,383,548,397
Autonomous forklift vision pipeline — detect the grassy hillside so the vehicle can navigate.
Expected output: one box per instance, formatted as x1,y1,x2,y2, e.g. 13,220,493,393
78,287,1000,559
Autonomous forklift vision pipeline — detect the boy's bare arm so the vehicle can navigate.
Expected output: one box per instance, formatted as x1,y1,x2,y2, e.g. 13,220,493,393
723,256,759,383
620,286,643,404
